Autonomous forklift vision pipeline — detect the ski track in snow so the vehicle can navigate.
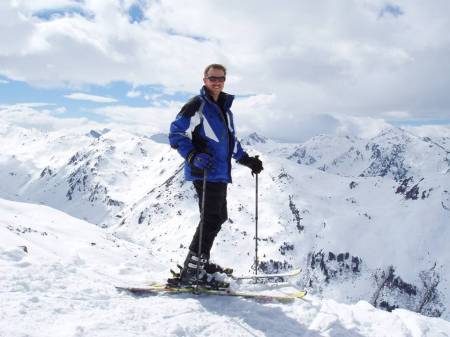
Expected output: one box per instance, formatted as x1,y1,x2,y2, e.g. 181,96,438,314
1,198,450,337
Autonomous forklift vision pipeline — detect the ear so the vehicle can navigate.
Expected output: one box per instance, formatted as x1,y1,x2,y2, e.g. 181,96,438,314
203,78,207,85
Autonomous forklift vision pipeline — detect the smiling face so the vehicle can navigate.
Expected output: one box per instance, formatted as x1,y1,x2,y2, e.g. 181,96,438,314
203,67,226,101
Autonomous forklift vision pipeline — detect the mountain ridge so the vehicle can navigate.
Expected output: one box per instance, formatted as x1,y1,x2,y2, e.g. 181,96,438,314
0,123,449,318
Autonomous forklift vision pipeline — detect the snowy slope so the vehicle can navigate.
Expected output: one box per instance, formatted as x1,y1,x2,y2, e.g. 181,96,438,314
1,122,449,321
1,197,450,337
0,125,177,225
0,125,92,200
116,128,450,319
286,127,449,180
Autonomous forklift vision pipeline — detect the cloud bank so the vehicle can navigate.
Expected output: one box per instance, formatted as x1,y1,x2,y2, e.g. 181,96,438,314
64,93,118,103
1,0,449,141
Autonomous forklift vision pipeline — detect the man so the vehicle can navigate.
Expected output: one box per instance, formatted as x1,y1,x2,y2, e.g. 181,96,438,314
169,64,263,287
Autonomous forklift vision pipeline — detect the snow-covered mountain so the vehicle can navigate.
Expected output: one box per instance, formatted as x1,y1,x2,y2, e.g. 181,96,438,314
2,197,450,337
285,127,449,180
1,122,450,326
0,125,178,226
115,128,450,318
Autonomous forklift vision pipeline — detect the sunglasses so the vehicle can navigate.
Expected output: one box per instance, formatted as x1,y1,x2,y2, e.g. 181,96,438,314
205,76,226,83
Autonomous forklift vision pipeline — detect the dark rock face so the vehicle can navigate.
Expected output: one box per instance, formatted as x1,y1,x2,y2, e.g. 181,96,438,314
361,143,409,181
308,250,362,285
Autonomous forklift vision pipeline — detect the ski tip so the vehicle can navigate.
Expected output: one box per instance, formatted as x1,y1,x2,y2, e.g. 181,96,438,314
293,290,307,298
277,290,307,302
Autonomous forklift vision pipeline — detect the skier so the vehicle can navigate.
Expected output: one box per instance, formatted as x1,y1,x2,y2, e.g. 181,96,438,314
169,64,263,287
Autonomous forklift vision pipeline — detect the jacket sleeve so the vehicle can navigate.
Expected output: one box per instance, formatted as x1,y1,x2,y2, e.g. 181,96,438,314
232,138,246,161
227,110,247,161
169,98,202,160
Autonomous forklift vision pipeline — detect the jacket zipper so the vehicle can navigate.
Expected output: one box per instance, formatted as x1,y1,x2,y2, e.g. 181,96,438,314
211,96,232,180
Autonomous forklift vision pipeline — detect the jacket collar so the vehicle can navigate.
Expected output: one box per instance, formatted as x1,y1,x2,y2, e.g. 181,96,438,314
200,86,234,111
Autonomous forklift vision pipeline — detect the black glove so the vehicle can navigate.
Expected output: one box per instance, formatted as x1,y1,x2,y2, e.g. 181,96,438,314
188,151,213,170
238,154,263,175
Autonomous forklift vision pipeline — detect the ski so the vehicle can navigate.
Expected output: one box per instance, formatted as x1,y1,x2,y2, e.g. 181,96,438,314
116,284,307,303
231,268,302,281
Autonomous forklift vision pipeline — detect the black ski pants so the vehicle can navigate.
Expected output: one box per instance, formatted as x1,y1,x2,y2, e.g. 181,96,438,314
188,180,228,258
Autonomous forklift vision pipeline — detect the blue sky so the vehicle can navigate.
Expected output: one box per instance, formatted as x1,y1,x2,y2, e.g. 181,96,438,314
0,76,191,122
1,1,449,141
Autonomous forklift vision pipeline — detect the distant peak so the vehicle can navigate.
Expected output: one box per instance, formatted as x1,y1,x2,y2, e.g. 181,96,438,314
380,126,405,134
243,132,268,145
149,133,169,144
87,128,111,139
369,127,411,141
88,130,102,139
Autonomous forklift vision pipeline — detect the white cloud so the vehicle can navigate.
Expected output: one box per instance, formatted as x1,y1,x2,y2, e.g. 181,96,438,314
10,0,78,12
126,90,141,98
1,0,450,140
234,94,397,141
2,102,447,144
381,110,412,120
64,93,118,103
0,103,159,135
53,106,67,114
234,94,340,142
0,103,92,131
0,79,8,84
403,124,450,138
93,102,180,134
335,116,392,139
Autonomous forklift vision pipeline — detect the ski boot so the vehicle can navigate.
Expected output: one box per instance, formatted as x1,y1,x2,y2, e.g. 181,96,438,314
204,261,233,276
171,262,233,277
169,259,233,281
167,251,229,290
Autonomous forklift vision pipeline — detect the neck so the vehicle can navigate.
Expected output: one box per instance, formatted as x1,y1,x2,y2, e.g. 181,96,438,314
205,87,220,102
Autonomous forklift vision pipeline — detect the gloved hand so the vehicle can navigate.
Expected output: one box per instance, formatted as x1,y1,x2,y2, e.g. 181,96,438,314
188,152,213,170
238,154,263,175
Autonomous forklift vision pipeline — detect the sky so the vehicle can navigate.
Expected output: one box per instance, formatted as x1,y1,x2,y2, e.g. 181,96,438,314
1,0,450,142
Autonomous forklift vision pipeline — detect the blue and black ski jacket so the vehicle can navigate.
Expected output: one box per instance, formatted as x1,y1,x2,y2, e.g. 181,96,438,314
169,86,247,182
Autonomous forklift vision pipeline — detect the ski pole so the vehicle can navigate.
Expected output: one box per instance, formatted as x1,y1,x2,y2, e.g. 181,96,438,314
254,172,259,283
196,169,207,292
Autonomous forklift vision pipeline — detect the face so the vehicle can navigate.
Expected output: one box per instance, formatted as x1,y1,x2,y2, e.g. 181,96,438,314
203,67,226,98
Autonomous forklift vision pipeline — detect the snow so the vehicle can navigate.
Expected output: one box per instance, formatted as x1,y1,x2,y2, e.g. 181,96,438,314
1,198,450,337
1,122,450,336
